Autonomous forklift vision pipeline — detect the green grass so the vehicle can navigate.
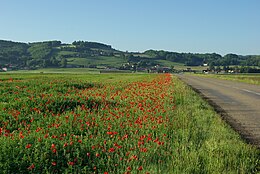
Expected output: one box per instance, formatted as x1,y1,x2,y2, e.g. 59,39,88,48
170,75,259,173
67,56,127,67
1,68,100,74
193,74,260,85
58,51,78,56
0,73,258,173
0,73,153,82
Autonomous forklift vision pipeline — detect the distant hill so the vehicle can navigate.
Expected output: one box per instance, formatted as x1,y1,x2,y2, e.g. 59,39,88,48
0,39,259,71
0,40,29,65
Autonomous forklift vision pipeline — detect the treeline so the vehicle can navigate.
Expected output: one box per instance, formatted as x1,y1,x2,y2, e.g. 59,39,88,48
143,50,260,66
208,65,260,73
72,41,112,50
0,40,29,65
59,41,115,58
0,40,64,68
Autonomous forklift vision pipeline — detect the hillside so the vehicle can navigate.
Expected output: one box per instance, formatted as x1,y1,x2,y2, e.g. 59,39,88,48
0,40,29,65
0,39,259,72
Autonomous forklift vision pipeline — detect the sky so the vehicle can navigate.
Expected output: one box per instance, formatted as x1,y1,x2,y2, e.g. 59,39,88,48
0,0,260,55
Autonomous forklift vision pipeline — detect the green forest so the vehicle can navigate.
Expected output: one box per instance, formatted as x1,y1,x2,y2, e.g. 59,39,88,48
0,39,259,71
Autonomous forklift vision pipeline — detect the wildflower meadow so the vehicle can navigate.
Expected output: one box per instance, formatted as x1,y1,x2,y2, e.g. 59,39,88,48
0,73,258,173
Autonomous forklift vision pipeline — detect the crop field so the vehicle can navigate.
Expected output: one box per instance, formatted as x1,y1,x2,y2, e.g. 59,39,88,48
0,73,259,173
194,74,260,85
6,68,101,74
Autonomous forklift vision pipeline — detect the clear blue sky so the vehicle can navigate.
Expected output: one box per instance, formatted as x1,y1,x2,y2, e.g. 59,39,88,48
0,0,259,55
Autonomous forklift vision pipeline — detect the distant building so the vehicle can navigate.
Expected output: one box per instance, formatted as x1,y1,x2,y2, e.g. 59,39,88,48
2,67,11,71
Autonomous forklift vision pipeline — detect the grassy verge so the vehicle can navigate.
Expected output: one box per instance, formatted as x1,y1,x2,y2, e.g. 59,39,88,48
192,73,260,85
0,73,258,173
170,75,259,173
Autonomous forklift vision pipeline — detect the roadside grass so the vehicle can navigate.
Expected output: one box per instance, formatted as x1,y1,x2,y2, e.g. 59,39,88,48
170,75,259,173
0,73,258,173
192,73,260,85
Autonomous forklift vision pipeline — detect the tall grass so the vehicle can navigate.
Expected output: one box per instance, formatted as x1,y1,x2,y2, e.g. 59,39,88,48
170,76,259,173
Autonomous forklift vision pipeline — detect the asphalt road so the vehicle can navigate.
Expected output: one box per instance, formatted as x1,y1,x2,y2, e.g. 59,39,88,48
177,74,260,148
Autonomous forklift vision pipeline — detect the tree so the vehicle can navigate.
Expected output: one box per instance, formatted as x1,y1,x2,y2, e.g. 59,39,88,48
209,63,215,71
60,58,67,68
216,66,221,72
50,57,59,67
171,65,176,72
224,54,239,65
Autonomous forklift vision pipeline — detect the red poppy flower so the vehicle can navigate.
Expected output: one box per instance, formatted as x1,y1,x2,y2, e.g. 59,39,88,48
138,166,143,171
26,144,32,149
27,163,35,170
108,148,115,153
51,144,56,149
68,161,74,166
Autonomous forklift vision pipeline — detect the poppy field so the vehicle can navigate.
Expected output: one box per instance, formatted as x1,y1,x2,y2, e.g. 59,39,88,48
0,73,259,173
